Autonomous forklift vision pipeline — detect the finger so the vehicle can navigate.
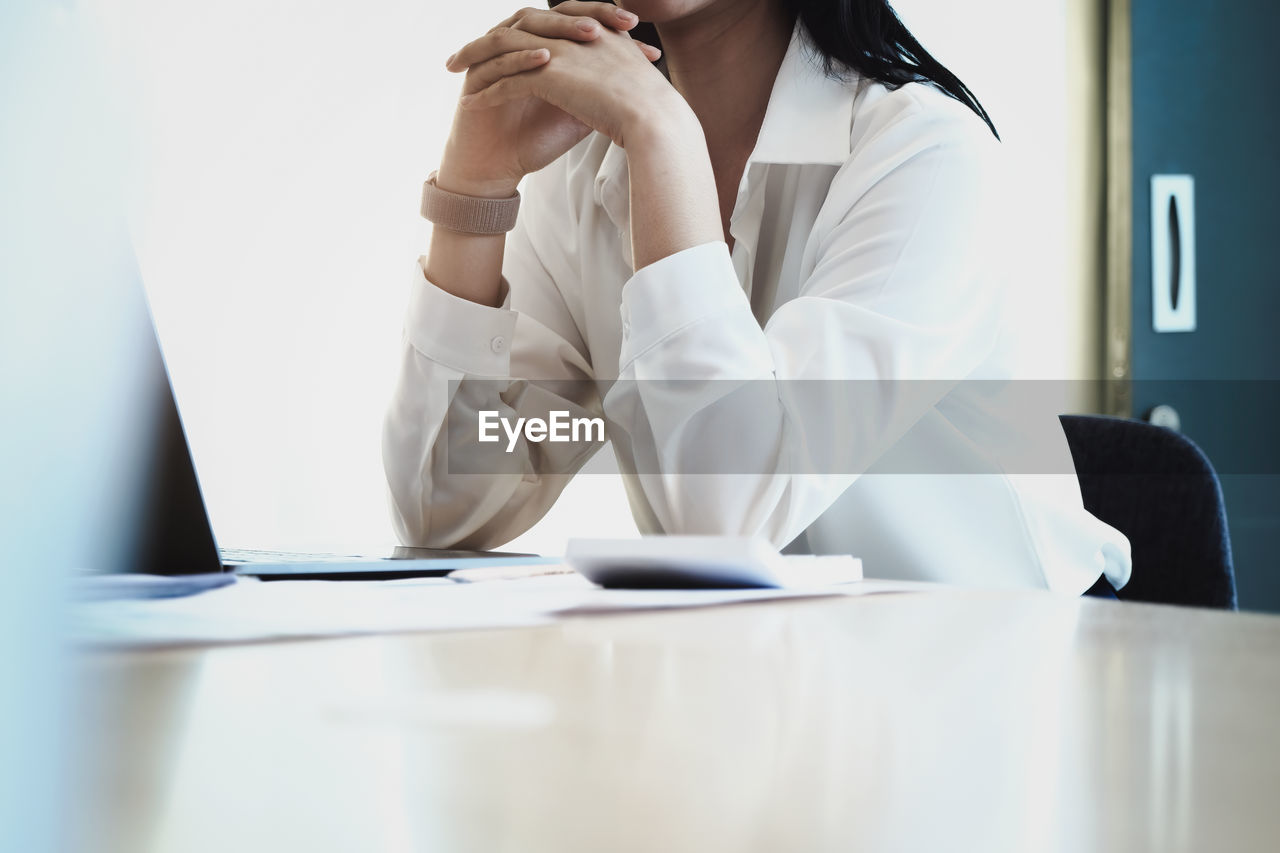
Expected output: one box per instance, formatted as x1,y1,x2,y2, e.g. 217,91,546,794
509,8,612,42
446,28,555,72
489,6,536,31
633,39,661,62
459,72,539,111
462,47,550,97
545,2,639,31
494,4,635,35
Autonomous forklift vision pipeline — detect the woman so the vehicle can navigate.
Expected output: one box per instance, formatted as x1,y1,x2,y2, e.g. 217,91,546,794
383,0,1131,595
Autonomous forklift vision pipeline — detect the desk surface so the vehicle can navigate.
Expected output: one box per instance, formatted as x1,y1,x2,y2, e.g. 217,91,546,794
74,590,1280,853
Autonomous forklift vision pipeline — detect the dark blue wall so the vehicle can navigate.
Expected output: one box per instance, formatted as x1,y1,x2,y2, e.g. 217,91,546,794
1130,0,1280,610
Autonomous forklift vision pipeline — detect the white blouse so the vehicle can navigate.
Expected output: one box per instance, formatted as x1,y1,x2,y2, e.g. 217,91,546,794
383,26,1132,594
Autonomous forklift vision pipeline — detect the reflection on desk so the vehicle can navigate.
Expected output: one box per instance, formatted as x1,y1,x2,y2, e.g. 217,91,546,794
73,590,1280,853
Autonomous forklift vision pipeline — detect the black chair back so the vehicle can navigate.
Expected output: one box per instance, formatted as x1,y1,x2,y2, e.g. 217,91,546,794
1059,415,1236,609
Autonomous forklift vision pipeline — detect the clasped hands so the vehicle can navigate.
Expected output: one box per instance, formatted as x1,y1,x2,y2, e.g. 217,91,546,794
438,2,689,197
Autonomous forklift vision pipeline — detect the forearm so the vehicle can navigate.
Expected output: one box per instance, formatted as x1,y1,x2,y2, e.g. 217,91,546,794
383,351,582,548
623,99,723,271
383,329,602,548
422,162,519,308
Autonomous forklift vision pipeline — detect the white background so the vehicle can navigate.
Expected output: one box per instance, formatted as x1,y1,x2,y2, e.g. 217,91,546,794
98,0,1077,555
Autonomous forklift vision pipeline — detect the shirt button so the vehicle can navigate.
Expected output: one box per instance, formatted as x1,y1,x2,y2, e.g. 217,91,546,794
490,335,506,353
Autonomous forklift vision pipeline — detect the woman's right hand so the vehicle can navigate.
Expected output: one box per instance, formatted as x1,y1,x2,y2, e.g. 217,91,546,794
436,3,660,198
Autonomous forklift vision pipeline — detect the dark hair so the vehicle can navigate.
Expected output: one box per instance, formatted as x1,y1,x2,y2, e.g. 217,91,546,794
553,0,998,140
784,0,999,139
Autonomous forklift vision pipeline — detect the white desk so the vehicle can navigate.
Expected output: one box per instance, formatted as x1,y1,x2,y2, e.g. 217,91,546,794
73,590,1280,852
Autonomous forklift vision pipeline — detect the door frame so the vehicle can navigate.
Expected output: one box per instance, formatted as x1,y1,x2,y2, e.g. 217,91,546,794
1103,0,1133,416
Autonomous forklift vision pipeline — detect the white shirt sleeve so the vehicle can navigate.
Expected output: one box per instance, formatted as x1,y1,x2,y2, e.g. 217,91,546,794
381,166,603,549
605,104,1004,546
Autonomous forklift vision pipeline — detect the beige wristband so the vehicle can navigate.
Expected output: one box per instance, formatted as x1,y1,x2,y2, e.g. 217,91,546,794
420,171,521,235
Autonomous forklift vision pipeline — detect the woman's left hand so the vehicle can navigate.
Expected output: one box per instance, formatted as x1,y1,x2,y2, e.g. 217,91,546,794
445,2,689,148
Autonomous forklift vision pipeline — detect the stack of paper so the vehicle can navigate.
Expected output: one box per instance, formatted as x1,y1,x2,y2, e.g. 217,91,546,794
73,569,927,650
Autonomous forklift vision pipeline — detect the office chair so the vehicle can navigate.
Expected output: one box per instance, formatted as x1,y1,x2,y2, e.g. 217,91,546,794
1059,414,1237,609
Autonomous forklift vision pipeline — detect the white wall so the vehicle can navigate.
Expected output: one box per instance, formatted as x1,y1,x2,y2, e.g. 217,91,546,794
101,1,1088,555
895,0,1087,380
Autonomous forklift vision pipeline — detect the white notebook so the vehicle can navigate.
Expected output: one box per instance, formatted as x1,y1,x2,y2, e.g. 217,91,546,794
565,536,862,590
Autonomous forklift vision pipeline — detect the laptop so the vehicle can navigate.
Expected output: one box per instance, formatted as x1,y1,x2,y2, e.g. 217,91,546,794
83,248,549,582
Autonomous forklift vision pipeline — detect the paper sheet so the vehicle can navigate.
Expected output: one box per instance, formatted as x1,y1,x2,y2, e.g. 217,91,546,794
72,572,928,650
553,578,928,615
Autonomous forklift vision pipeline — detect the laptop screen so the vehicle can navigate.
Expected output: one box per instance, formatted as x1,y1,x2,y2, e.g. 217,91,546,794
36,238,223,576
122,310,224,575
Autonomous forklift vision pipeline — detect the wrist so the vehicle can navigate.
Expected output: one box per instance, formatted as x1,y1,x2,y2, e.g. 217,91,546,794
618,90,703,155
618,94,722,271
436,155,521,200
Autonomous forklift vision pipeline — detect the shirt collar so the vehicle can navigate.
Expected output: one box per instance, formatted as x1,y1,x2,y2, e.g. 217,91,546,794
594,23,856,234
748,23,856,166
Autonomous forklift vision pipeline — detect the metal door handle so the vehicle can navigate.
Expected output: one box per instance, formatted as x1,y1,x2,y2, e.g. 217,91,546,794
1168,193,1182,311
1145,404,1181,432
